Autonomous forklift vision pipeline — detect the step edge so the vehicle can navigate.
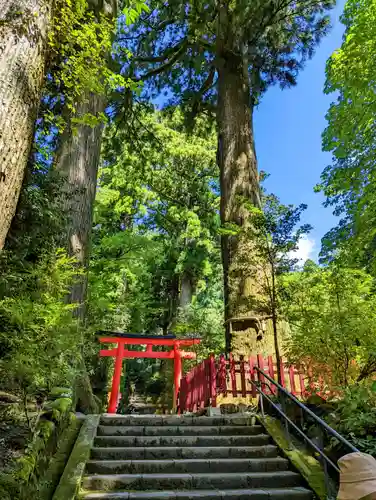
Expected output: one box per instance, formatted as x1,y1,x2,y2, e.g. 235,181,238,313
83,471,301,479
82,487,313,499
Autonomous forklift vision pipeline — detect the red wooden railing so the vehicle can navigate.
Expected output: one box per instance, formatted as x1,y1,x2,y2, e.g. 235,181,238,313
179,354,217,413
179,353,315,413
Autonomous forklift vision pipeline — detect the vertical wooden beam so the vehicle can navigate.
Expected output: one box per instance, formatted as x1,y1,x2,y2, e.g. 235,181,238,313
249,356,257,398
289,365,297,395
299,372,306,398
268,356,276,394
218,354,227,396
229,353,237,397
210,354,217,407
257,354,266,393
108,341,125,414
279,357,285,389
240,355,246,398
173,347,182,412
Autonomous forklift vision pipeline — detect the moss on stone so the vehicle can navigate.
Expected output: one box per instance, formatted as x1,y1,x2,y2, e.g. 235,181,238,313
0,394,77,500
261,415,327,499
34,414,82,500
52,414,100,500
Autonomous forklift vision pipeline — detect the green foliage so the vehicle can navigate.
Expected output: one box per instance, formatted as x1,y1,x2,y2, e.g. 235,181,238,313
89,108,220,335
0,249,82,411
49,0,142,117
326,383,376,456
120,0,334,116
86,108,223,405
174,269,226,359
283,264,376,386
318,0,376,272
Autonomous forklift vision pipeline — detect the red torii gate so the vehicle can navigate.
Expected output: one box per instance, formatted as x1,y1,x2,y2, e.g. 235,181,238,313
98,332,201,413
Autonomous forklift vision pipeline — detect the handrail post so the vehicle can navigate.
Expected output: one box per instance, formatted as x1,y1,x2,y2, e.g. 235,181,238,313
317,427,336,500
259,391,265,418
280,392,291,449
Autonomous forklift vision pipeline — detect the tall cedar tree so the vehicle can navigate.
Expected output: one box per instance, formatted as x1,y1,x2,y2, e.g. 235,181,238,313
121,0,334,351
0,0,52,248
57,93,107,314
56,0,118,314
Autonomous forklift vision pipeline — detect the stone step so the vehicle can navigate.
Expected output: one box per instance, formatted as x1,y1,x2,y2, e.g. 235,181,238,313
94,435,270,449
97,426,263,437
86,457,290,475
82,487,313,499
91,445,279,461
100,416,255,427
82,471,302,491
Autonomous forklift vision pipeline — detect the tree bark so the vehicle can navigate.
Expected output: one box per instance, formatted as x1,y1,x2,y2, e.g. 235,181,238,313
179,272,194,310
216,7,262,354
56,92,106,316
0,0,52,249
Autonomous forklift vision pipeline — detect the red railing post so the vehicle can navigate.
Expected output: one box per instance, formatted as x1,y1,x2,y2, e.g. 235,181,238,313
210,354,217,407
249,356,257,398
257,354,266,393
229,353,237,397
203,360,208,408
299,372,306,398
268,355,276,394
308,364,315,395
188,372,193,412
218,354,227,396
289,365,297,395
279,357,285,388
179,376,186,413
240,355,246,398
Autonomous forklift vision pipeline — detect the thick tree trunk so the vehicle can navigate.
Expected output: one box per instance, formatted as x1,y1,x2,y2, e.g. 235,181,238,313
217,5,263,354
179,272,194,310
56,93,106,315
0,0,52,249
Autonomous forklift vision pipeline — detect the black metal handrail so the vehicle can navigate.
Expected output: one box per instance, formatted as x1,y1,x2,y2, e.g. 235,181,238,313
250,366,358,499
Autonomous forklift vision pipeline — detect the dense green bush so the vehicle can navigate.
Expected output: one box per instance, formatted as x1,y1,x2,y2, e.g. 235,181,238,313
0,249,82,428
327,383,376,456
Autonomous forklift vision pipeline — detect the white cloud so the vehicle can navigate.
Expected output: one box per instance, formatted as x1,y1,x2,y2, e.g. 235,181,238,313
292,235,316,263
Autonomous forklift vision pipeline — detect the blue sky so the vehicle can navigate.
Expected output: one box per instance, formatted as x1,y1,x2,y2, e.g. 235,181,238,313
254,0,346,262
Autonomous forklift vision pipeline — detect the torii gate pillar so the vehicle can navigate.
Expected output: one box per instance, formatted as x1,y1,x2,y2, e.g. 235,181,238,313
98,332,201,413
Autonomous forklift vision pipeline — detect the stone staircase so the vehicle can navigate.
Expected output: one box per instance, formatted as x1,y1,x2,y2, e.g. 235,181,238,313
80,414,313,499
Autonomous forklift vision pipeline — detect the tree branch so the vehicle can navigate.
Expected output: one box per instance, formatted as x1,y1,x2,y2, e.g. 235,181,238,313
137,39,189,81
134,38,188,64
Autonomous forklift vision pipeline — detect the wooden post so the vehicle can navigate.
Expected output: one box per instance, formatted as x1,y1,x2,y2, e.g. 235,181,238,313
249,356,257,398
299,372,306,398
229,353,237,397
219,354,227,396
173,347,182,411
308,364,315,395
210,354,217,407
108,341,125,413
279,357,285,388
289,365,297,395
268,355,276,394
240,355,246,398
257,354,266,393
